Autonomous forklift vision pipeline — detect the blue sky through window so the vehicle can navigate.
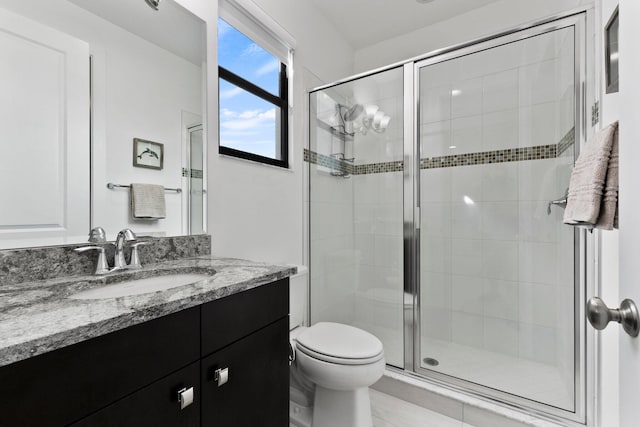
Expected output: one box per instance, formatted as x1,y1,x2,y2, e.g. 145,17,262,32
218,18,280,159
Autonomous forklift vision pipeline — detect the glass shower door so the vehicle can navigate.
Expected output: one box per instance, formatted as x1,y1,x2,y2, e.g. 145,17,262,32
417,24,579,414
188,125,205,234
308,67,405,368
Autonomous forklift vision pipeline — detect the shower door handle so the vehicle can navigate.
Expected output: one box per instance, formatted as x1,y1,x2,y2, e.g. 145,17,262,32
587,297,640,337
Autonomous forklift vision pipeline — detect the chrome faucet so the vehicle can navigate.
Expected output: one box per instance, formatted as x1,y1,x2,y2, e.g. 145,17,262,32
114,228,137,270
75,226,115,275
76,227,148,275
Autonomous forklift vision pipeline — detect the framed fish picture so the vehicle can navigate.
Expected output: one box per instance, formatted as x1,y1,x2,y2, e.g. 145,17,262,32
133,138,164,170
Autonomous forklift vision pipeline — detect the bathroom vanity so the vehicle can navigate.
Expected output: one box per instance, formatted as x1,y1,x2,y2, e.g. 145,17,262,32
0,256,293,426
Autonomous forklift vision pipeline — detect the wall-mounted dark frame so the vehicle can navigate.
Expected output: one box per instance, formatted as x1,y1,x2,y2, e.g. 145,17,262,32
605,6,619,94
218,63,289,168
133,138,164,170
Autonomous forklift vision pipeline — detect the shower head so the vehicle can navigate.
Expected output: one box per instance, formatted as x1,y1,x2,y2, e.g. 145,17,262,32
344,104,364,121
338,104,364,121
145,0,161,11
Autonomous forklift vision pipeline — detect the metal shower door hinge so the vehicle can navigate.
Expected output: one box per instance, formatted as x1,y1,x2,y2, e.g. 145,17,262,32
592,101,600,126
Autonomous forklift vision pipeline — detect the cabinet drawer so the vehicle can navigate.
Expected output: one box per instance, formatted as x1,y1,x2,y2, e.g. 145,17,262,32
201,278,288,356
0,307,200,426
72,361,200,427
201,317,289,427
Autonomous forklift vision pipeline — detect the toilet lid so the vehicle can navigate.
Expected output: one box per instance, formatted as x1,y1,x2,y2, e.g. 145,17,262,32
296,322,384,364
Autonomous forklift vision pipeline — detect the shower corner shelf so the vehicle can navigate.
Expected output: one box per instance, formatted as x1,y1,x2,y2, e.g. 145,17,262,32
330,153,354,163
330,126,355,138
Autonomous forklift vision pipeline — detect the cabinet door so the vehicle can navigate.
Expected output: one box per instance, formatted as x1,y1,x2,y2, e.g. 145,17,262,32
201,278,289,357
0,307,199,426
72,362,200,427
201,317,289,427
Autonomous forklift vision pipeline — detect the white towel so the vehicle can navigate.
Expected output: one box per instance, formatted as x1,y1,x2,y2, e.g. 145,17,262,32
563,121,618,229
130,183,166,219
596,125,619,230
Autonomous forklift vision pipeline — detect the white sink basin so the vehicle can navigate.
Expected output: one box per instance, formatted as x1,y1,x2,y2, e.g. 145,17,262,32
69,273,210,300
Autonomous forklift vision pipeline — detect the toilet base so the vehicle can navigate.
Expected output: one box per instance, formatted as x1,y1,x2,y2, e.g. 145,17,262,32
289,399,312,427
312,386,373,427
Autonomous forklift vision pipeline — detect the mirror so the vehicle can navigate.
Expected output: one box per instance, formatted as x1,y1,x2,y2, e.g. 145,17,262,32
0,0,206,249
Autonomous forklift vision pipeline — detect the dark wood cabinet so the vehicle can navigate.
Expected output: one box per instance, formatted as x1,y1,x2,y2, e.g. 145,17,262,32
72,362,201,427
0,307,200,427
0,278,289,426
201,278,289,356
201,317,289,427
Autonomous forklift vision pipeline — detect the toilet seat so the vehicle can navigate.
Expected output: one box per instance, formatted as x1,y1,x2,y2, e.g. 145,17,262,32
295,322,384,365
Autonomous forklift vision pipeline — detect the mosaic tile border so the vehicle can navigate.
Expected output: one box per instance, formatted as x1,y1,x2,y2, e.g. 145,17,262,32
557,127,575,157
182,168,204,178
354,161,404,174
420,144,557,169
305,126,576,175
304,149,354,175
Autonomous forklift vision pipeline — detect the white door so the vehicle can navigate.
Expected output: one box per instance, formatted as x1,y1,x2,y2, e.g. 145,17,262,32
618,1,640,425
0,7,90,248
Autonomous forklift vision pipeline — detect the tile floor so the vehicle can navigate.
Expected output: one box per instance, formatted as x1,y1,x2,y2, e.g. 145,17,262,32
371,389,475,427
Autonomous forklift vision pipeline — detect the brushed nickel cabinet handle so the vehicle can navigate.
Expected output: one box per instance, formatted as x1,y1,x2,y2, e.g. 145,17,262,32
177,386,194,410
214,367,229,387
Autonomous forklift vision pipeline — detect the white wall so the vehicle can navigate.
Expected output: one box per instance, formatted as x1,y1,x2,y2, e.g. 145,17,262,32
183,0,354,265
354,0,593,74
595,1,619,426
0,0,203,240
618,1,640,425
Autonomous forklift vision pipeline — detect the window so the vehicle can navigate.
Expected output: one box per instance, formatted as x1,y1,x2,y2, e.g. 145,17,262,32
218,17,289,168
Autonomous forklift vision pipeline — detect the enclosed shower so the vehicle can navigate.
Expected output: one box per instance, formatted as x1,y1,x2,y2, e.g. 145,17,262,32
308,12,589,423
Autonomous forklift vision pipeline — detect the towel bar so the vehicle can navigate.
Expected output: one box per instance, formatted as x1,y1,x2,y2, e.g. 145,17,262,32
106,183,182,193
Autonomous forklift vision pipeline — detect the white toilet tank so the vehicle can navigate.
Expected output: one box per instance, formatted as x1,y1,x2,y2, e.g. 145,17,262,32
290,265,308,330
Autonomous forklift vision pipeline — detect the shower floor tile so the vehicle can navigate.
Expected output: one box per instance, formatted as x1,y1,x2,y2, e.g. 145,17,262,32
420,338,573,410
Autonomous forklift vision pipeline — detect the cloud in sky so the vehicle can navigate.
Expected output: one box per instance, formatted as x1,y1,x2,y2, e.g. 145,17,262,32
217,19,232,39
241,43,265,57
220,108,276,131
220,86,244,99
256,59,279,77
220,108,237,117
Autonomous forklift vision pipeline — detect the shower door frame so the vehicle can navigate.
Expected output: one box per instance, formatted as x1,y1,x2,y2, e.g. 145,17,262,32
403,11,593,425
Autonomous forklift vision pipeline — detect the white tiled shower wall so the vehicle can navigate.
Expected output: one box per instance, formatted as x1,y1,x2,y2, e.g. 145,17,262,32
418,26,576,405
351,68,405,368
310,91,358,326
309,69,406,368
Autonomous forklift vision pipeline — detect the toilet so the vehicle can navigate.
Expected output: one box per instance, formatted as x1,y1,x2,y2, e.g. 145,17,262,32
289,266,385,427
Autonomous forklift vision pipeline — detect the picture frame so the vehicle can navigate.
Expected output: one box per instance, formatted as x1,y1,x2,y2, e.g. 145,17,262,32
605,6,619,94
133,138,164,170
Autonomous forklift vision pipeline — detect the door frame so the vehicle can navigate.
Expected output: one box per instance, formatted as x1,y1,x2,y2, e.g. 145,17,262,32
402,10,596,425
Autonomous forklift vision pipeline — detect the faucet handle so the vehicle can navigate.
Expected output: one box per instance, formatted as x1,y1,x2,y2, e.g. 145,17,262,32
128,241,149,269
119,228,137,241
88,227,107,243
74,246,110,275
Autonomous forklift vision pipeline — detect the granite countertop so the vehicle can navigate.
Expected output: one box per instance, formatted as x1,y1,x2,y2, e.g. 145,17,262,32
0,256,296,368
